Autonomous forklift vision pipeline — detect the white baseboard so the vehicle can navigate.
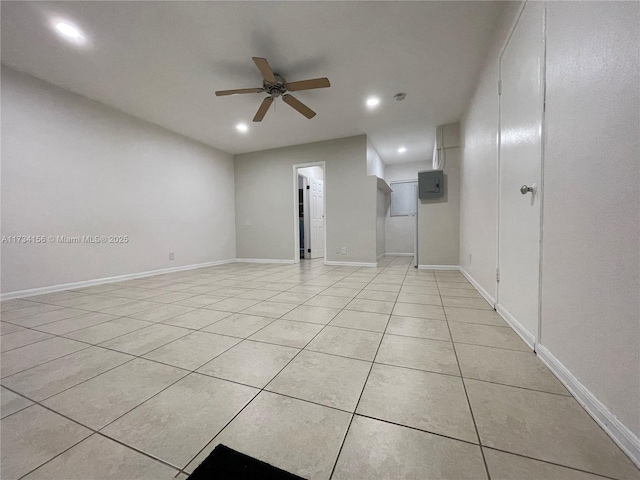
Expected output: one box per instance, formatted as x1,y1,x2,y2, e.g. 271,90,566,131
0,259,237,301
460,268,496,308
324,261,377,268
495,303,535,350
536,344,640,469
418,264,460,271
235,258,295,264
384,252,415,257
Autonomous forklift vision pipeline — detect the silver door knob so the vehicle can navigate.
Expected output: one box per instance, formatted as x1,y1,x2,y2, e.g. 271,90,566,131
520,185,533,195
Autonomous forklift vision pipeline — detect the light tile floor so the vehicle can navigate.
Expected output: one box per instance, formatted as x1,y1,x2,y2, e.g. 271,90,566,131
1,257,639,480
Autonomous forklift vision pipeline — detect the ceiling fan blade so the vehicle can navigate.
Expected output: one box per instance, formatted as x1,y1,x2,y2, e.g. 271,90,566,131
253,97,273,122
286,78,331,92
215,88,263,96
282,94,316,119
252,57,276,83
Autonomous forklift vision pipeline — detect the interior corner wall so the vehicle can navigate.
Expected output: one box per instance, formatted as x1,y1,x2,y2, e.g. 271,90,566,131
459,2,522,295
366,139,385,179
297,166,323,181
376,189,386,258
417,148,460,267
0,66,236,294
234,135,377,264
384,161,430,255
459,0,639,445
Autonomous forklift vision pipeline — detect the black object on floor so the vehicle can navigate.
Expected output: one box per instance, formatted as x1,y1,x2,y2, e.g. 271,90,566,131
187,444,306,480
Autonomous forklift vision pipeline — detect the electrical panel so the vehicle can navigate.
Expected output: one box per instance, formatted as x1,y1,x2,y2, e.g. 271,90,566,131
418,170,444,199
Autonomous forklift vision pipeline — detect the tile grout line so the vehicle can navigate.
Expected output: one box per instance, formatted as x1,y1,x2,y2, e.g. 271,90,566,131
5,259,566,479
170,262,356,473
3,384,184,480
3,264,318,430
4,300,526,383
174,260,402,476
327,258,412,480
480,445,625,480
1,314,158,353
437,272,492,480
0,263,344,380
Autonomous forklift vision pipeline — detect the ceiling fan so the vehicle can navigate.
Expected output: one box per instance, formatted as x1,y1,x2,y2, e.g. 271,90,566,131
215,57,330,122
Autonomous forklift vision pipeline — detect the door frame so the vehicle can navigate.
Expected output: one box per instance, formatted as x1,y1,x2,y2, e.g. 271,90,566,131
496,1,547,350
292,162,326,264
298,174,310,258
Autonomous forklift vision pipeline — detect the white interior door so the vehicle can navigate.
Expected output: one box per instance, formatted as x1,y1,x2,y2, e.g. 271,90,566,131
310,177,324,259
414,183,418,267
498,2,544,346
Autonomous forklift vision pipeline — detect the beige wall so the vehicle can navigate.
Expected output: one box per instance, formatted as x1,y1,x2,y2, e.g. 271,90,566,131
417,147,461,267
1,67,236,294
234,135,377,264
459,0,639,450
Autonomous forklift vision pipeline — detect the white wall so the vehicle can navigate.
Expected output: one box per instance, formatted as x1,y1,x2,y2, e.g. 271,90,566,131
459,0,640,454
1,66,236,294
366,139,385,179
459,2,522,296
297,166,323,181
384,161,429,255
234,135,377,264
418,147,461,267
376,189,387,258
540,1,640,439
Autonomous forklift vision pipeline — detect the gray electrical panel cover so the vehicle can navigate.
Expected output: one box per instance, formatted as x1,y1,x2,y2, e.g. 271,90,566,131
418,170,444,199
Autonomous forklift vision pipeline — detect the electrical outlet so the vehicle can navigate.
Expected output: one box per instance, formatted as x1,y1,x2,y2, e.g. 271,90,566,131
169,252,175,261
469,253,472,264
341,246,347,255
336,246,340,254
246,219,251,226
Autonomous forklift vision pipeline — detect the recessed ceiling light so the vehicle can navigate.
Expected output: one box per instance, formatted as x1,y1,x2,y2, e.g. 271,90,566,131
398,147,407,153
366,97,380,107
236,123,248,132
53,21,86,45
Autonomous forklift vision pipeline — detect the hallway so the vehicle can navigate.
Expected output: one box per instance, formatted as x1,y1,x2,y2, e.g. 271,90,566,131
1,257,638,479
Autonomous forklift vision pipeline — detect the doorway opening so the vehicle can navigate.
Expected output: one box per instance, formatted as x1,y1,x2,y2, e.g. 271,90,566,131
293,163,325,263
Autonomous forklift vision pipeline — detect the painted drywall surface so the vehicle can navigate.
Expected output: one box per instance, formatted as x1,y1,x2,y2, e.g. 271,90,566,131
384,161,429,254
540,2,639,437
366,139,385,179
433,123,461,169
459,1,523,297
376,189,387,258
458,54,499,295
459,0,639,441
297,166,323,181
1,67,236,293
418,148,461,266
234,135,377,264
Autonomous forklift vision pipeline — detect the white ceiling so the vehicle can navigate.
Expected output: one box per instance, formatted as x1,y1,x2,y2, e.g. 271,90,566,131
1,1,507,165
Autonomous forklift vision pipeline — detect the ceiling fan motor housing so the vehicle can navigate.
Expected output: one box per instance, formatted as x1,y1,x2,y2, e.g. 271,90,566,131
264,74,287,98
